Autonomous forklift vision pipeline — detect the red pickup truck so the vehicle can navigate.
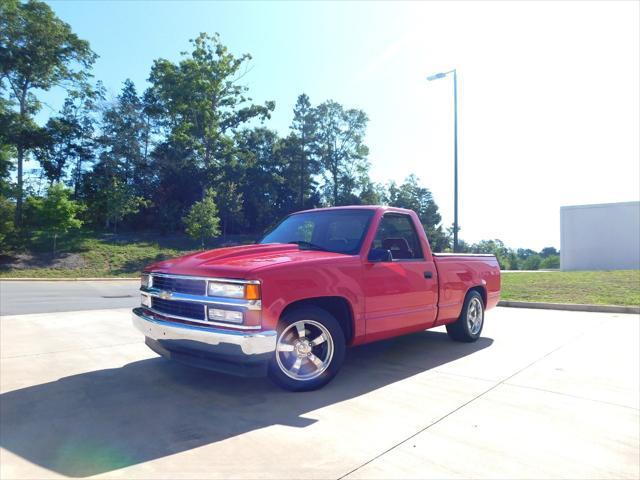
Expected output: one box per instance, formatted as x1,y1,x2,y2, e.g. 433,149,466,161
133,206,500,391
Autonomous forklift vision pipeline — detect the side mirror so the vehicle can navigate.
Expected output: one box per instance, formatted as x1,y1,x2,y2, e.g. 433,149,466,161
368,248,393,263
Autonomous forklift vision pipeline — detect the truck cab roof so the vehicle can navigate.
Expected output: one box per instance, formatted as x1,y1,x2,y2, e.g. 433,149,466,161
293,205,415,216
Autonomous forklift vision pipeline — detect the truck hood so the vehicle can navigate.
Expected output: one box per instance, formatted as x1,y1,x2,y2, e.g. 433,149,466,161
145,243,351,278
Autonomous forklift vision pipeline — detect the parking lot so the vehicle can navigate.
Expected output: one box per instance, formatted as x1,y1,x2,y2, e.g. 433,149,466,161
0,286,638,479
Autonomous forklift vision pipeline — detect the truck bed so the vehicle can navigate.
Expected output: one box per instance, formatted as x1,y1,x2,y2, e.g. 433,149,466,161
433,253,501,325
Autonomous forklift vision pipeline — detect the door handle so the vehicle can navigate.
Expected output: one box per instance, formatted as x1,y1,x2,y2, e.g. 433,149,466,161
424,271,433,279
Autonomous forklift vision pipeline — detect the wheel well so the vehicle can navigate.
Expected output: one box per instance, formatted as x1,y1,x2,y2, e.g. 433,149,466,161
280,297,354,344
469,286,487,307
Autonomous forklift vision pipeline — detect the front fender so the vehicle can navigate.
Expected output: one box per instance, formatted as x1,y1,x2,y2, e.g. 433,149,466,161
256,258,364,336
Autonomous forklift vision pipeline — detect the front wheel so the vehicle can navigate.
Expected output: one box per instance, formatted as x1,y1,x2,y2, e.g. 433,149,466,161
446,290,485,342
268,307,345,391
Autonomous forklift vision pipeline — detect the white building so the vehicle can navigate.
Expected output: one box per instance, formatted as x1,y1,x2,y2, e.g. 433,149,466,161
560,201,640,271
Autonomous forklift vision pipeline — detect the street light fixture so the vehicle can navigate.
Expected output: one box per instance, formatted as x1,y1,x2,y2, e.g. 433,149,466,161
426,72,447,81
427,69,459,252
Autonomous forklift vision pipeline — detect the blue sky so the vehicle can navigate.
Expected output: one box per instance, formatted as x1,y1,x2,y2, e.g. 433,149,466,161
41,1,640,250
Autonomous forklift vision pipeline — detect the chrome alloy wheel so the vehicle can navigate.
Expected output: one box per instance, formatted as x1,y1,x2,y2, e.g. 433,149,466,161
467,297,484,335
275,319,334,381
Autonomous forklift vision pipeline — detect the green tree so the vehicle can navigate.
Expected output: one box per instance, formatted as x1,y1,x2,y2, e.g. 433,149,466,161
215,181,243,237
387,174,448,251
146,33,274,230
290,94,319,208
470,239,515,270
0,92,16,188
98,80,151,191
275,134,315,212
503,250,520,270
24,183,83,253
0,93,16,247
35,89,100,191
516,248,537,260
455,238,470,253
0,0,96,225
148,141,202,232
357,176,386,205
148,33,274,169
105,177,149,233
183,188,221,249
314,100,369,206
0,195,14,249
80,81,153,230
539,246,559,258
235,128,294,232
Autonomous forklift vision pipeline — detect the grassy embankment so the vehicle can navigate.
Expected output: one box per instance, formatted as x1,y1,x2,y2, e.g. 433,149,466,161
501,270,640,307
0,232,256,278
2,234,639,307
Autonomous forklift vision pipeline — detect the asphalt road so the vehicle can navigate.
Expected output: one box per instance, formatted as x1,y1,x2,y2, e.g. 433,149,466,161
1,296,638,479
0,280,140,316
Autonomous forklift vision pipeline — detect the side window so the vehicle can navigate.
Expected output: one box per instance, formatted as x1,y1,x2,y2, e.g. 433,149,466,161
372,214,424,260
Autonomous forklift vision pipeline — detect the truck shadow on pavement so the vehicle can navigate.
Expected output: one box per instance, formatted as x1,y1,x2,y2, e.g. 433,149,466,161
1,331,493,477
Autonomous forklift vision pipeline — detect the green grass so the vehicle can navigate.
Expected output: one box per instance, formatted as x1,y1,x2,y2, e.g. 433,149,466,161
0,238,186,278
0,232,257,278
501,270,640,307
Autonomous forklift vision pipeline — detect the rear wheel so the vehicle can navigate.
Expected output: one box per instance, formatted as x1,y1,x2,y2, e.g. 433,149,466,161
446,290,484,342
268,307,346,391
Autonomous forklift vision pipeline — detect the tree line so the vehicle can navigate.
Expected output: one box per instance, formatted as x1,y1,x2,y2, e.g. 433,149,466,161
0,0,558,270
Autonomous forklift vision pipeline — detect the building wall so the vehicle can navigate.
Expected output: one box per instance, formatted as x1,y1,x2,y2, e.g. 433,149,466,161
560,201,640,271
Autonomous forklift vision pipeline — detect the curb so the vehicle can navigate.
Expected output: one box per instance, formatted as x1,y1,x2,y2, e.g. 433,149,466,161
498,300,640,315
501,270,559,273
0,277,139,282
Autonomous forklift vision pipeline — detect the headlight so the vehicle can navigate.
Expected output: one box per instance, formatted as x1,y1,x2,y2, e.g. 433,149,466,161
208,308,243,324
141,294,151,308
207,281,261,300
208,281,245,298
141,273,151,289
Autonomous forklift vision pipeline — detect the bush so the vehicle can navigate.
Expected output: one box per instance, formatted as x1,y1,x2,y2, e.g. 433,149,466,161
522,254,542,270
24,183,84,253
540,254,560,269
0,195,15,249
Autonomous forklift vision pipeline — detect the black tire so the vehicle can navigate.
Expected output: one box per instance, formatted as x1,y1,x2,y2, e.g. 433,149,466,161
446,290,485,343
268,306,346,392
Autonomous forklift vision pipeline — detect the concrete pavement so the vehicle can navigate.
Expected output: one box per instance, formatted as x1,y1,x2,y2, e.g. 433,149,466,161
0,280,139,315
0,307,638,479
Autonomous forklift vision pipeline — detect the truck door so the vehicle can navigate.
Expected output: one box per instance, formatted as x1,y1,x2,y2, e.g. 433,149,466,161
362,213,438,339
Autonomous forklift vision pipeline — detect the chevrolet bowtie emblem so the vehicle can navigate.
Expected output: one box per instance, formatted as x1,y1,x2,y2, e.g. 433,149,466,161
158,290,172,300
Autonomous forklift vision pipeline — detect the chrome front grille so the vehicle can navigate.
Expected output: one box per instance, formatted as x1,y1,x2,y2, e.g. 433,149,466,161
140,273,262,330
151,275,206,295
151,297,205,321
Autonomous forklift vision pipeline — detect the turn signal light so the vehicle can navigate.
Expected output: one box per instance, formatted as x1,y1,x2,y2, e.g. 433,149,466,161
245,284,261,300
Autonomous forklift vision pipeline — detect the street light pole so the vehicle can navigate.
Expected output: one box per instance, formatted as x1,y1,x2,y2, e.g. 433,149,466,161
452,69,458,253
427,69,459,252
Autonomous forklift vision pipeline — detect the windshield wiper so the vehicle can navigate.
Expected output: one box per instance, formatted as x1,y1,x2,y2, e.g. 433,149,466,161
287,240,330,252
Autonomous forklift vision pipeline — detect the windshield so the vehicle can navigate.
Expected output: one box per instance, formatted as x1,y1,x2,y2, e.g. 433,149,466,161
260,209,375,255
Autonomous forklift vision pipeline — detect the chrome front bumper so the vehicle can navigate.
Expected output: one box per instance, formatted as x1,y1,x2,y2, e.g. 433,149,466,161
132,307,277,357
